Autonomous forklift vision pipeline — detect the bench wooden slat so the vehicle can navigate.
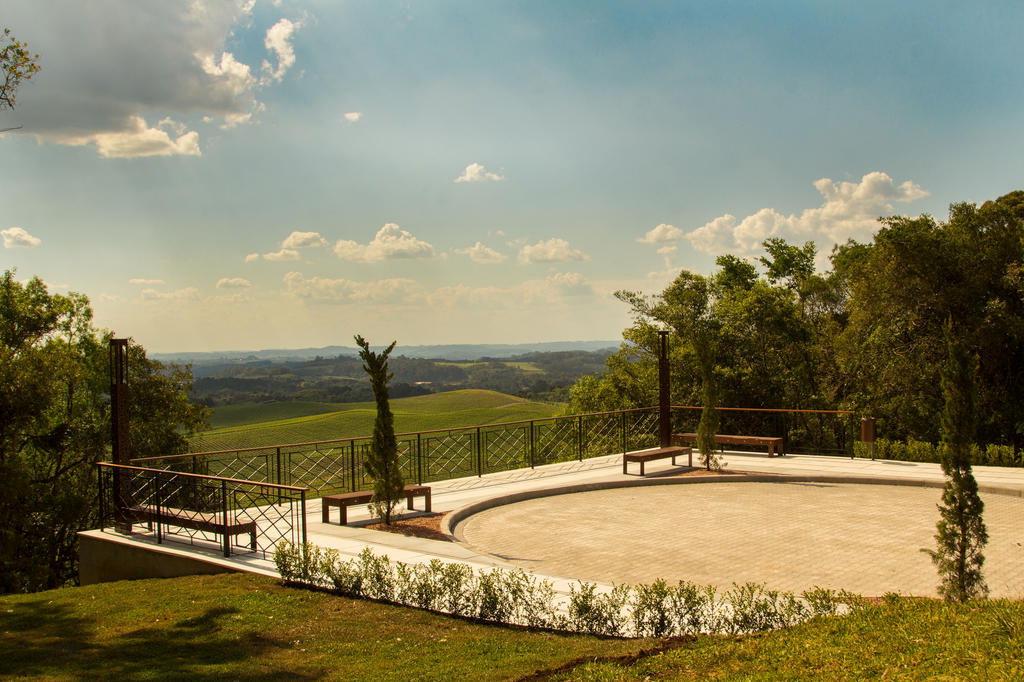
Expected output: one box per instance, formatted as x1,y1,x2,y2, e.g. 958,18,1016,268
672,433,784,457
321,484,432,525
622,446,691,476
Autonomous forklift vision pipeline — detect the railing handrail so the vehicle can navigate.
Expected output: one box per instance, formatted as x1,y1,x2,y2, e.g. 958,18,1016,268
96,461,309,492
130,403,856,464
130,405,663,463
671,405,855,416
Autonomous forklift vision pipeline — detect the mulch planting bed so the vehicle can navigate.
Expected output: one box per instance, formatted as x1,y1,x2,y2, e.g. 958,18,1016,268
365,512,452,542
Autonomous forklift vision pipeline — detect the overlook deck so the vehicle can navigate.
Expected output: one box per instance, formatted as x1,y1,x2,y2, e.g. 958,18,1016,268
85,449,1024,598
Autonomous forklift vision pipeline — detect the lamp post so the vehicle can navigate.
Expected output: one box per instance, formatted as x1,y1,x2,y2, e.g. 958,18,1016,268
658,330,671,448
109,338,130,532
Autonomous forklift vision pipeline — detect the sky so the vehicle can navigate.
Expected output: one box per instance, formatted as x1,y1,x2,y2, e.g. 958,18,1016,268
2,1,1023,352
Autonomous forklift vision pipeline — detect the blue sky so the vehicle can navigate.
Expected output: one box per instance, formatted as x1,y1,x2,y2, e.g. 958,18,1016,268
2,1,1023,351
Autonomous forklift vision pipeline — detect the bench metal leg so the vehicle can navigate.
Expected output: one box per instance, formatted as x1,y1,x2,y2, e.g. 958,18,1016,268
322,502,331,524
622,457,628,475
250,530,257,551
424,490,431,513
640,461,645,476
340,504,348,526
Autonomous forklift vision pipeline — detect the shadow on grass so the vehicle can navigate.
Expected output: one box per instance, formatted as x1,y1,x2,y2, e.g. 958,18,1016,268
0,597,310,681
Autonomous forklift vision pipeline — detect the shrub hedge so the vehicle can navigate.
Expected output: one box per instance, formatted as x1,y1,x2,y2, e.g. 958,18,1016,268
853,439,1023,467
274,541,860,638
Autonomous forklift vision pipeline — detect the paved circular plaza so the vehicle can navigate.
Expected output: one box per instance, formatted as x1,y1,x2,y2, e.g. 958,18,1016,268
459,481,1024,597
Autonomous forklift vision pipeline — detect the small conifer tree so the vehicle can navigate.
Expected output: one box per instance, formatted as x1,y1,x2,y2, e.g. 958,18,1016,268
927,319,988,601
355,335,404,525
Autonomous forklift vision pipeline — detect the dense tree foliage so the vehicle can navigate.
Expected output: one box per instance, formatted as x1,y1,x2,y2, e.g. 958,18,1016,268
0,272,207,593
571,191,1024,450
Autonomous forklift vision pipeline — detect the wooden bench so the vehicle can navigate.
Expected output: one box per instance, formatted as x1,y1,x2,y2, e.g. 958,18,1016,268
622,446,692,476
321,484,432,525
672,433,784,457
129,505,257,550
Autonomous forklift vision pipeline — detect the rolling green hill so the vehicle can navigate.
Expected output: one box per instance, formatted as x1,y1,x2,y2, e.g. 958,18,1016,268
193,390,564,451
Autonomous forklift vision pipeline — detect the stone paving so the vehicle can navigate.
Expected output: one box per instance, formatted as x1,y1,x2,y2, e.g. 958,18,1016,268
459,480,1024,597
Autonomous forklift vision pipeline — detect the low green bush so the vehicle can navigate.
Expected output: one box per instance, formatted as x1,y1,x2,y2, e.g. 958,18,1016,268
854,438,1022,466
274,541,858,638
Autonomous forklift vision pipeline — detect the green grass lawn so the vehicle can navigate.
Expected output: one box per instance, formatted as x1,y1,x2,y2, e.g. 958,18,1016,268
558,595,1024,680
194,390,564,451
2,575,1022,680
0,573,647,681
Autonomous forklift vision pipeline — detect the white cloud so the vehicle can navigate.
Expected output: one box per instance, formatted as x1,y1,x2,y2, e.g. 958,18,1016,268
141,287,200,301
334,223,435,263
638,223,684,244
281,230,327,249
199,50,256,97
454,162,504,184
216,277,252,289
283,272,420,304
2,226,42,248
456,241,506,264
686,172,929,255
262,248,301,262
518,238,589,264
1,2,298,157
343,111,362,123
65,115,202,159
656,245,677,255
244,252,260,263
261,18,299,83
128,278,164,285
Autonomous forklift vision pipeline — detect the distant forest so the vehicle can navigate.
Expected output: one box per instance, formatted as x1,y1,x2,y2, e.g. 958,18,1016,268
190,350,613,406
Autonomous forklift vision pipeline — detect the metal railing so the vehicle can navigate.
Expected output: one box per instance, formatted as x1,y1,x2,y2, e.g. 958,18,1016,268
129,405,858,498
97,462,307,558
131,407,663,497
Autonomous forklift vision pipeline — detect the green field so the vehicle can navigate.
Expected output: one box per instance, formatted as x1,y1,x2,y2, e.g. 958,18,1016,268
194,390,564,451
433,360,545,373
208,401,354,429
3,574,1022,680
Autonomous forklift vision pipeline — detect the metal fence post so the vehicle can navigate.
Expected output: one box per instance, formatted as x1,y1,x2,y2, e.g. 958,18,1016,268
476,427,483,477
577,415,584,461
98,465,106,529
221,479,230,557
528,421,536,468
300,490,307,547
416,433,423,485
275,447,282,485
154,472,162,545
350,441,357,492
621,411,627,455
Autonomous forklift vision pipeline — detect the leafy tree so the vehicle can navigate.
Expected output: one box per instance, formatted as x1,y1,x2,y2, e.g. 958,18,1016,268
759,238,816,291
1,27,40,130
618,272,725,470
0,272,207,593
927,319,988,602
355,335,404,525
